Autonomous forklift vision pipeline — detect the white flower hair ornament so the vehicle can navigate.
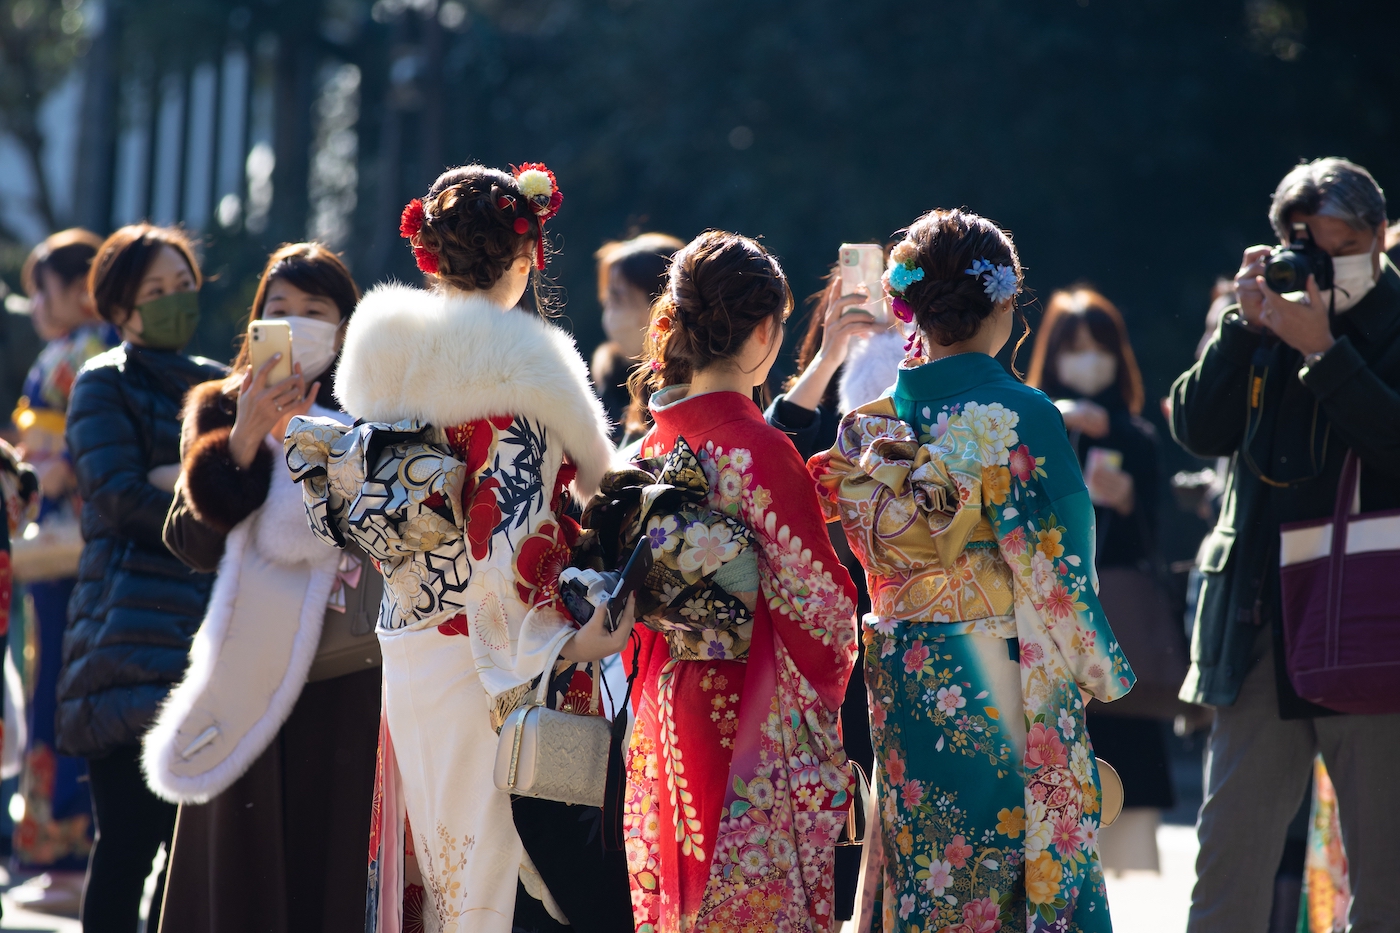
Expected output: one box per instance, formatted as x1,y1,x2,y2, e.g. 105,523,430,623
509,162,564,270
966,258,1019,305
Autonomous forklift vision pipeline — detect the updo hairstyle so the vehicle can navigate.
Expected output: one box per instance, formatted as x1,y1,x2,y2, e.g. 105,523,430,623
898,208,1027,358
414,164,541,293
629,230,793,400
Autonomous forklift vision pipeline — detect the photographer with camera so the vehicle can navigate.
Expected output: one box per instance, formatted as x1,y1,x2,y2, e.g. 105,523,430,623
1171,157,1400,931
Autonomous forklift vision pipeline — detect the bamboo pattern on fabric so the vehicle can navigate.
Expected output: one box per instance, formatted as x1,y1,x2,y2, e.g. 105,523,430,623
810,379,1135,932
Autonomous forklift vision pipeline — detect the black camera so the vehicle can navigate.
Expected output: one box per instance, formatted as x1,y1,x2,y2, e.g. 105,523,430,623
1264,223,1333,293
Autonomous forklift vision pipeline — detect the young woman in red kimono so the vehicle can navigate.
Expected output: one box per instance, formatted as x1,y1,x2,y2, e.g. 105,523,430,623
623,231,860,933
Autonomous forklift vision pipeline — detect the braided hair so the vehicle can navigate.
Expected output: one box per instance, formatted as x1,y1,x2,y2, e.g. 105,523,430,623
627,230,793,405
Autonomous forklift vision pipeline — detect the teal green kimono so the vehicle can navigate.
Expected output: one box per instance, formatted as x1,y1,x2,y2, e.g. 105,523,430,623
810,353,1135,933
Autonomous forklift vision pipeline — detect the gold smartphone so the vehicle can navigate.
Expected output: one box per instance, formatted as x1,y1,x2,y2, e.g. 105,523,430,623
248,320,294,386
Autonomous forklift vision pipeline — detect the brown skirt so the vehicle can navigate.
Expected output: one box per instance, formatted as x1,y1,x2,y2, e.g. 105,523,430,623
158,667,381,933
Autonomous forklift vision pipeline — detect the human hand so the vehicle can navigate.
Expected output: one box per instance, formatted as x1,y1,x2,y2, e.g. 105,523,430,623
1086,461,1134,515
816,278,880,370
1233,245,1274,329
227,357,318,469
1256,275,1337,357
560,594,636,663
1057,398,1110,438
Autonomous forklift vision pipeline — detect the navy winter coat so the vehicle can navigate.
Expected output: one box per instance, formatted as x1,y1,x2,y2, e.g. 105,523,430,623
57,343,225,758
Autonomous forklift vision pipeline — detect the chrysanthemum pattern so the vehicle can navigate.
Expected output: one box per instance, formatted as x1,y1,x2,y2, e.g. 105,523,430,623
810,397,1134,932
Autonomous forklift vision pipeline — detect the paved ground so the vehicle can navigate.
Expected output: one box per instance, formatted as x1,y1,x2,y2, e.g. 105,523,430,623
0,892,80,933
2,825,1201,932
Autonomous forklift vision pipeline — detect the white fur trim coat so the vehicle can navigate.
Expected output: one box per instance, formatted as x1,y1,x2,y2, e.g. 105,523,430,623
143,409,348,804
289,285,615,696
334,284,614,498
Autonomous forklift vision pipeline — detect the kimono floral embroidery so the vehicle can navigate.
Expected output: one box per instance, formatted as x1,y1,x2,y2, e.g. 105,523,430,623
626,391,858,933
811,356,1134,933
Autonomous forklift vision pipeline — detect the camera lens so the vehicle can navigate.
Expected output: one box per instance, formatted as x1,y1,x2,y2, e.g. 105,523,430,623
1264,250,1310,293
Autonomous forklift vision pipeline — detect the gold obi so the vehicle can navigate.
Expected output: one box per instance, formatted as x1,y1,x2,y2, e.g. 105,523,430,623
868,517,1014,623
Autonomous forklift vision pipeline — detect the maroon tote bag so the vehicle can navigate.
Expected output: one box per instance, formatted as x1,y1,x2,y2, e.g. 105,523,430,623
1279,450,1400,715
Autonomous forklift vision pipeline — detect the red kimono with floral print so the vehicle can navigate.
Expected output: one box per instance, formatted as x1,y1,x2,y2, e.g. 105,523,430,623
625,389,859,933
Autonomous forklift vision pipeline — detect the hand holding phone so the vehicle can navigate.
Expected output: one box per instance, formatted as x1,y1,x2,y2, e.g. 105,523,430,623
248,320,294,386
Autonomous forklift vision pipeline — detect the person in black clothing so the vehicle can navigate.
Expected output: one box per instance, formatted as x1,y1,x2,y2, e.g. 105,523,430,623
591,233,683,444
764,271,887,459
1171,157,1400,931
58,225,225,933
1026,286,1176,870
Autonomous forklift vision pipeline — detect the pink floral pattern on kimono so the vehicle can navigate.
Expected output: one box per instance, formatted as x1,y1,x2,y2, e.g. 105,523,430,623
624,389,858,933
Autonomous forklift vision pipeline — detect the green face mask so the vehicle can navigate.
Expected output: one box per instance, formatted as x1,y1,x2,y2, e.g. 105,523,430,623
135,290,201,350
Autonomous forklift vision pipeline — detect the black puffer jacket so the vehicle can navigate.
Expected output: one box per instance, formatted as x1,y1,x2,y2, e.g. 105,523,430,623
57,343,226,758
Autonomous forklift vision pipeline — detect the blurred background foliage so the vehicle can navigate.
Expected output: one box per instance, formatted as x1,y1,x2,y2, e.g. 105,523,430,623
1,0,1398,558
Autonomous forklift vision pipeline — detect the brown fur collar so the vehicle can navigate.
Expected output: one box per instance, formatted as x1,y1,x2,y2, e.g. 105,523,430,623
180,378,273,534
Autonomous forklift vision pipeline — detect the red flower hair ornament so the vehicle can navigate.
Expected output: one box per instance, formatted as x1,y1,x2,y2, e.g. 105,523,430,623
398,198,440,275
398,162,563,275
511,162,563,270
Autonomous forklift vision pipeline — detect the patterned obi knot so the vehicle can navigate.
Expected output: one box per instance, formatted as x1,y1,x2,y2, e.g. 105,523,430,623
815,411,1014,625
285,415,472,632
581,437,758,662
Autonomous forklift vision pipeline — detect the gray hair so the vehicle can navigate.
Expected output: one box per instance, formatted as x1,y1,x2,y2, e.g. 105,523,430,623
1270,157,1387,242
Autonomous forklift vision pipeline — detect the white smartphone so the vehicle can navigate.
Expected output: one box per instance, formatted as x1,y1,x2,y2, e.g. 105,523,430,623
248,320,294,386
838,244,889,324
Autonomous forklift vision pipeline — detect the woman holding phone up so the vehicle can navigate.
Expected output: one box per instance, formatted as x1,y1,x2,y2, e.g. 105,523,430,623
150,242,383,933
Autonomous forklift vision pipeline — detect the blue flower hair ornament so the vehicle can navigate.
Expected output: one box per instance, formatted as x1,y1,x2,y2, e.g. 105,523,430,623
966,258,1019,304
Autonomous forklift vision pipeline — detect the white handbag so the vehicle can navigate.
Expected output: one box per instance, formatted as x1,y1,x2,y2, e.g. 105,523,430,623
493,634,611,808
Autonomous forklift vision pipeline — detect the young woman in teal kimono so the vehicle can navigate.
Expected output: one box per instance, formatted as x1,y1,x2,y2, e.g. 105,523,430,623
808,209,1136,933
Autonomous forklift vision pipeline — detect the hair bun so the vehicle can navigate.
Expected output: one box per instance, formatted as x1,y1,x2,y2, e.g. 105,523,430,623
410,165,539,291
900,208,1022,347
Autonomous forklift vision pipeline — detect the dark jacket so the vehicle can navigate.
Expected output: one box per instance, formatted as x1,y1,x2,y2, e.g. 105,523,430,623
57,344,226,757
1063,391,1160,570
764,391,841,462
1170,257,1400,714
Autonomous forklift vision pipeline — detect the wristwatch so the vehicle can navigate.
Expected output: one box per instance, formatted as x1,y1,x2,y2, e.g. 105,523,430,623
1302,347,1330,369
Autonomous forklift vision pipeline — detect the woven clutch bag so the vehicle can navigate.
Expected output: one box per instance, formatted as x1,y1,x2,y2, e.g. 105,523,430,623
493,634,611,808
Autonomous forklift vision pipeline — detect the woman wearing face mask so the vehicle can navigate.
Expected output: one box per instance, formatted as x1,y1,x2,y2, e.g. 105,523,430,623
148,242,382,933
57,225,226,933
591,232,684,443
1026,286,1176,872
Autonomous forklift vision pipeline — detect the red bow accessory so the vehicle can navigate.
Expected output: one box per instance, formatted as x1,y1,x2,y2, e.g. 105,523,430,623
399,198,439,274
511,162,564,270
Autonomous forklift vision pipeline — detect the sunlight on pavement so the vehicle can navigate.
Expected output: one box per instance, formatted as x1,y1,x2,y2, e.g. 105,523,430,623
1104,824,1199,933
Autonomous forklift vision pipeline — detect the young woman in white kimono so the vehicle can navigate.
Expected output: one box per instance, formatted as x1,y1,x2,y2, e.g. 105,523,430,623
284,163,632,932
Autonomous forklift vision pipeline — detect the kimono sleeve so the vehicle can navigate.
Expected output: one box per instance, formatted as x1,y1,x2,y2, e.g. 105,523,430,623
733,429,858,711
990,404,1135,702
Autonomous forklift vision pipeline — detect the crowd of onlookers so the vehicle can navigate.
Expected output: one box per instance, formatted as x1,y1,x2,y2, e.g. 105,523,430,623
0,154,1396,932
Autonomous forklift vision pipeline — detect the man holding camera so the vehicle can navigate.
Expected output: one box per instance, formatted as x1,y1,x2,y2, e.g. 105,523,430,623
1171,157,1400,931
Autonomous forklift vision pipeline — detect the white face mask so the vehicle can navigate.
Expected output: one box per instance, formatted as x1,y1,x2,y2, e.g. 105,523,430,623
284,315,341,381
1057,349,1117,398
1328,245,1378,312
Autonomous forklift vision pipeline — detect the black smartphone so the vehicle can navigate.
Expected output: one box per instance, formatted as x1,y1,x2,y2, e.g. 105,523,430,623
606,537,654,632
